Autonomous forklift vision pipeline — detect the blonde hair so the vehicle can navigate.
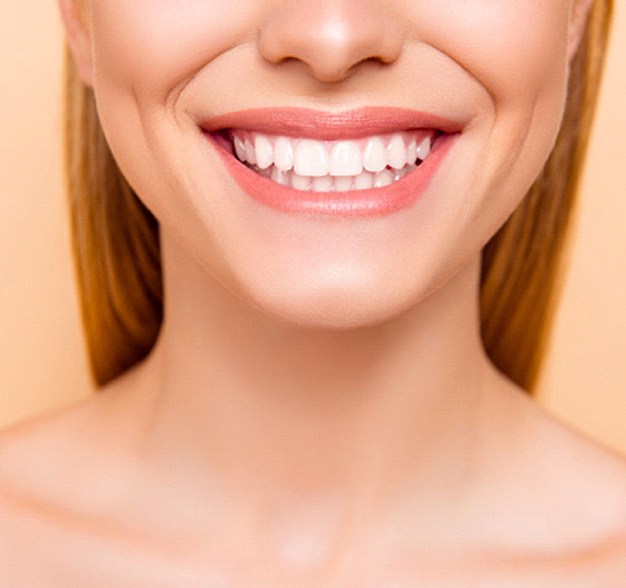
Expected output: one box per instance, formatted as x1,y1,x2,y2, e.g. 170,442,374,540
65,1,613,390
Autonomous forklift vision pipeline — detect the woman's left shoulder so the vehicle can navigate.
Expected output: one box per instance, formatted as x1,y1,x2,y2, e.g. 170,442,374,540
530,405,626,581
485,391,626,583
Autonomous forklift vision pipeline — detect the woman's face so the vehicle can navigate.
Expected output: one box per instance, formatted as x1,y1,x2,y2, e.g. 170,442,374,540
66,0,588,327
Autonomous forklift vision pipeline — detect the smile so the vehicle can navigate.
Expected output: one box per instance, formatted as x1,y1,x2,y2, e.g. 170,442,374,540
228,130,438,193
201,107,461,217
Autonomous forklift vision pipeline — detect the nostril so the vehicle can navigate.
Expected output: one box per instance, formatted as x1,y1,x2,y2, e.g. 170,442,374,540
257,0,403,84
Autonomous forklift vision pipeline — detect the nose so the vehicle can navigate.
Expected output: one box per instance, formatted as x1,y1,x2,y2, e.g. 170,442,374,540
258,0,404,84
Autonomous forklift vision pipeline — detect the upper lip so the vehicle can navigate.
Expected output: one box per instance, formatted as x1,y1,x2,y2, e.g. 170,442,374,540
199,107,463,141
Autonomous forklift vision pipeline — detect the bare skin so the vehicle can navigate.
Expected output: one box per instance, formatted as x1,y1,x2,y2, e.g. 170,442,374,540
1,257,626,586
1,369,626,586
2,0,626,585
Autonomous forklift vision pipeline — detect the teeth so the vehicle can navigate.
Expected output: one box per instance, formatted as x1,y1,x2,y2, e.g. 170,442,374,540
244,138,257,166
231,130,436,192
234,135,247,161
406,139,417,166
373,169,394,188
329,141,362,176
271,166,289,186
274,136,294,171
294,140,330,177
254,135,274,170
416,136,431,161
334,176,353,192
312,175,334,192
291,173,312,191
363,137,387,173
354,171,374,190
387,134,407,170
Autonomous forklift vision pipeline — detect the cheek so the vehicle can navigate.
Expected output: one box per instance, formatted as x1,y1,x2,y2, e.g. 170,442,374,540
90,0,260,95
88,0,256,226
403,0,571,99
395,0,573,263
432,1,572,168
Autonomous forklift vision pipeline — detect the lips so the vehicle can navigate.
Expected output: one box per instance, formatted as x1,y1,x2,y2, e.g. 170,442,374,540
200,107,461,217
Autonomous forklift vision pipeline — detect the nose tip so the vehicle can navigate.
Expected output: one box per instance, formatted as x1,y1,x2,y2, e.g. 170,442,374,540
258,0,403,84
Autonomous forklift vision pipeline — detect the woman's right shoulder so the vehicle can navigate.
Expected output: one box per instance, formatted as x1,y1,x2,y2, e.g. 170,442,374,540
0,395,130,581
0,371,143,492
0,405,81,580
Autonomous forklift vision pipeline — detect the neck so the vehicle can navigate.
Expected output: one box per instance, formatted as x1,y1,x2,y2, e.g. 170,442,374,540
131,233,496,567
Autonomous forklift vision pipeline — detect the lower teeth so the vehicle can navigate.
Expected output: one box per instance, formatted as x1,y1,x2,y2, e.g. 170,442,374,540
247,162,419,192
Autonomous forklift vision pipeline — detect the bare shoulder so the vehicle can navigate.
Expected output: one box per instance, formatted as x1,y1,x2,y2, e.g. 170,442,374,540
0,395,98,581
0,389,123,534
387,403,626,586
543,413,626,584
478,388,626,585
0,392,116,490
0,368,150,514
0,375,164,584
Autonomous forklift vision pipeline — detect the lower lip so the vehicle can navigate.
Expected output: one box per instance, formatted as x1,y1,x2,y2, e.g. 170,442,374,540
207,133,457,218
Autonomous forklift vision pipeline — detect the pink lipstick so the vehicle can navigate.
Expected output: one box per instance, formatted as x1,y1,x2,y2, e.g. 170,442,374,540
201,107,461,217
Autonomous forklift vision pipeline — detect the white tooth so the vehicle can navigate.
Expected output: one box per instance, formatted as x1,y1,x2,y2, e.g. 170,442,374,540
257,166,272,178
294,140,330,177
334,176,353,192
244,138,257,165
271,166,289,186
406,139,417,165
329,141,362,177
387,134,407,170
234,135,246,161
274,136,294,171
354,171,374,190
312,176,334,192
416,137,431,161
363,137,387,173
291,172,312,191
373,169,393,188
254,135,274,170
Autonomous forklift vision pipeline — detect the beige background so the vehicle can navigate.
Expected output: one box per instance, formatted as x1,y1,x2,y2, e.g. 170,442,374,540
1,2,625,450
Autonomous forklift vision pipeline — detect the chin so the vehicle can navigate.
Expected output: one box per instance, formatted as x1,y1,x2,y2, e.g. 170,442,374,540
240,277,420,331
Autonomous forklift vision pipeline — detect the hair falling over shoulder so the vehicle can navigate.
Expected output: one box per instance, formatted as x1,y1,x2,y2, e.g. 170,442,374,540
64,0,613,391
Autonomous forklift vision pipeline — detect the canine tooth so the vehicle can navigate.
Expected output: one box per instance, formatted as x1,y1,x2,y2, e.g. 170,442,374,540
406,139,417,164
291,172,312,191
373,169,393,188
387,134,407,170
274,136,294,171
416,137,431,161
234,135,246,161
354,171,374,190
329,141,362,176
363,137,387,173
294,140,330,177
312,176,334,192
271,166,289,186
334,176,353,192
244,138,257,165
254,135,274,170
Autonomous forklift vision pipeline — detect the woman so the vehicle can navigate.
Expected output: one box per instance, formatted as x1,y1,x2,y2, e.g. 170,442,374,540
0,0,624,585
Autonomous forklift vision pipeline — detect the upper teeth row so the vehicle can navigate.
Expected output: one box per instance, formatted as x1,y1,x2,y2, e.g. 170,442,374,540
230,131,433,178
